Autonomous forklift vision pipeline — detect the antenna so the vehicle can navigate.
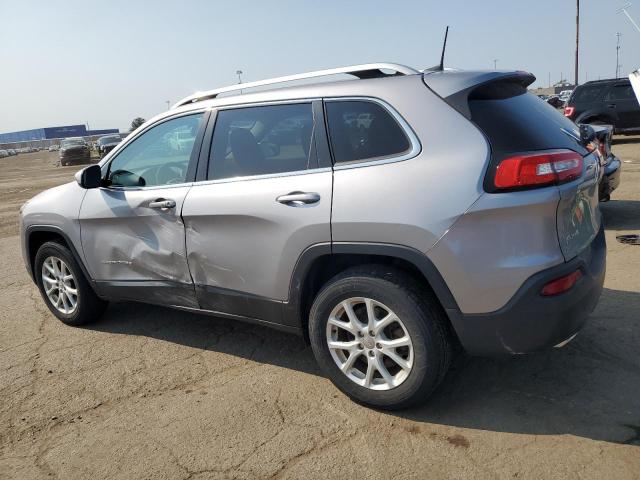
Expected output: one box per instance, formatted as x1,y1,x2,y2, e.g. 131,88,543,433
439,26,449,71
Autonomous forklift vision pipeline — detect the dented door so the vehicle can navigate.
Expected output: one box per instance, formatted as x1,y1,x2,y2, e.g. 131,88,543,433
79,185,197,307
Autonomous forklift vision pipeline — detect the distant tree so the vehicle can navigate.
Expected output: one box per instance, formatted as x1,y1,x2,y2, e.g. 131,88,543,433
130,117,146,132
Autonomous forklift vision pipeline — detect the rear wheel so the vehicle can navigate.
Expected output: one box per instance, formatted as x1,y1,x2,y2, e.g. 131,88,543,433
308,266,452,409
35,241,107,326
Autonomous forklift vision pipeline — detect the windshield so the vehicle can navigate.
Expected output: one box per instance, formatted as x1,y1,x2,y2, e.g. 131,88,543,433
98,136,121,145
61,138,85,147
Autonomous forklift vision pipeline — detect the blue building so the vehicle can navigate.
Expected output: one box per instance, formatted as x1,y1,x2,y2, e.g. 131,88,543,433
0,125,119,144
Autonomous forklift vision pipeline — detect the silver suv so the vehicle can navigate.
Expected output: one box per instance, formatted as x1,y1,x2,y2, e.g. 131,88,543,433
20,63,606,409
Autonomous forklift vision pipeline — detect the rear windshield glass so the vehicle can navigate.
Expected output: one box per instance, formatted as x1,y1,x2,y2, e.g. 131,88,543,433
571,84,607,103
468,83,586,157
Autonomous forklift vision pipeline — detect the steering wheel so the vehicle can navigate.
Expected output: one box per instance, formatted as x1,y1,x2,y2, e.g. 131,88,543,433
155,163,184,185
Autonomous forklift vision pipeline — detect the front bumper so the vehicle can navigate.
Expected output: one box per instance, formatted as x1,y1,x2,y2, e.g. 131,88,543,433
448,226,606,356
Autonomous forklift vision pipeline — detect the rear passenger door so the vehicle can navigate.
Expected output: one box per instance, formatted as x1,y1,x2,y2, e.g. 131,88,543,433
182,101,332,326
604,82,640,129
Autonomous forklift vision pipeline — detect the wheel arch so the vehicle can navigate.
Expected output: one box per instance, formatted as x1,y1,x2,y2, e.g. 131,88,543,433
25,226,93,287
285,243,462,342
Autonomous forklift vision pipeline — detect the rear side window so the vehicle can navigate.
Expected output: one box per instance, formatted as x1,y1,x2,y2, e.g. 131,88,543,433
571,84,606,103
208,103,315,180
604,83,637,101
325,101,410,163
469,84,586,156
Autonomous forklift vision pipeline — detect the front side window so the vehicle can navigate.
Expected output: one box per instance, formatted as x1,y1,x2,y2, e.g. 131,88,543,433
106,113,203,187
208,103,315,180
325,101,410,164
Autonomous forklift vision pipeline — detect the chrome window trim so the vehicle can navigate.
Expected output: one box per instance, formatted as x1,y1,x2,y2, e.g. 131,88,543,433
211,97,320,111
323,96,422,171
194,167,332,186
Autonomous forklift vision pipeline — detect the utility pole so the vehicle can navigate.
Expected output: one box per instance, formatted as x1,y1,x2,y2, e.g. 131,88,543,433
493,59,498,70
165,100,170,110
575,0,580,87
616,32,622,78
548,72,551,88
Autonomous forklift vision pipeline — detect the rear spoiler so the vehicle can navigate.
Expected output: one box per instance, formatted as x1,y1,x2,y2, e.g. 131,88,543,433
423,70,536,119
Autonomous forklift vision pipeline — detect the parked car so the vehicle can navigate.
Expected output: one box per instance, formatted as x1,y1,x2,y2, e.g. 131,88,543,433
0,149,8,158
96,134,122,158
564,78,640,134
7,149,16,156
547,95,564,108
48,145,59,152
20,63,605,409
59,137,91,166
558,89,573,103
589,124,621,201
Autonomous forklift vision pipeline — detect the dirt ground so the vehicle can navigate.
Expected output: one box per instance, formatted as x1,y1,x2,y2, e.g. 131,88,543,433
0,145,639,480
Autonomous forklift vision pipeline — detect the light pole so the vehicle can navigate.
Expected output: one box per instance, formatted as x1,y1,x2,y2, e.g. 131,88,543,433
236,69,243,94
166,100,170,110
493,59,498,70
616,32,622,78
575,0,580,87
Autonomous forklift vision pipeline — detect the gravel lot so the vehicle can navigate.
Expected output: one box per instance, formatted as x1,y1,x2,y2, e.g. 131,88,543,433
1,145,639,479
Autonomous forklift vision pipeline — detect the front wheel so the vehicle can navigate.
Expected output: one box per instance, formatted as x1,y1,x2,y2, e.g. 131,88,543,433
35,241,107,326
308,266,452,410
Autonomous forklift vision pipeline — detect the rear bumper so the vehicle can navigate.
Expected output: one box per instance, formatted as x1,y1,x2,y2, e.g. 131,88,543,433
448,226,606,356
599,156,621,200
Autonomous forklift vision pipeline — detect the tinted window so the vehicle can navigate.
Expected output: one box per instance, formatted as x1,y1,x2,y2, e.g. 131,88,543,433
325,101,410,163
208,103,315,180
604,83,637,101
469,87,586,155
572,84,606,103
107,113,203,187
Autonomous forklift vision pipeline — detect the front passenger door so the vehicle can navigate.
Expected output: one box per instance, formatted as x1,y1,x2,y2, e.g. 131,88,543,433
79,112,207,308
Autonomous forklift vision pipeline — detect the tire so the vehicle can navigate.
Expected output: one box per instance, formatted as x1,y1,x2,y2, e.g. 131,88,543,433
308,266,452,410
34,241,107,326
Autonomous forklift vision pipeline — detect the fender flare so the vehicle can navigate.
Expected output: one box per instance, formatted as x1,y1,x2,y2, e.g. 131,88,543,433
283,242,462,328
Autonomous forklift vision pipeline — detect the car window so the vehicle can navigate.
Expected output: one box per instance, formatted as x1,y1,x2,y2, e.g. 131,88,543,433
604,84,637,101
572,85,606,103
207,103,315,180
106,113,203,187
325,101,410,163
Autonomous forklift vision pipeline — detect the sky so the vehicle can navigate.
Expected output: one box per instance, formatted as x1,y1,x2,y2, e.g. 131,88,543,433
1,0,639,133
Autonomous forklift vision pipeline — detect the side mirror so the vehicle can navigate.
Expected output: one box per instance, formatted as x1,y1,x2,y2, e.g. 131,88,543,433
75,164,102,189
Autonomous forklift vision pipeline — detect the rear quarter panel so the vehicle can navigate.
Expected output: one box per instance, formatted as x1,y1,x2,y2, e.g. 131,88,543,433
330,76,489,252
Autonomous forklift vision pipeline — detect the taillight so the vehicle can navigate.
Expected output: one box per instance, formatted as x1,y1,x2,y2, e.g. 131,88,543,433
541,269,583,296
564,106,575,117
494,150,583,190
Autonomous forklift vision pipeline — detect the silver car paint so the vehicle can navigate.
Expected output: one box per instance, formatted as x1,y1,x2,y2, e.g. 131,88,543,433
79,185,193,284
20,70,602,319
182,170,332,301
427,187,564,313
20,181,88,268
556,153,602,261
330,77,490,254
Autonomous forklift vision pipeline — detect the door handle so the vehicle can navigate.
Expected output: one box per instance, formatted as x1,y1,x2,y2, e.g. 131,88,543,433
276,192,320,206
607,104,617,109
149,198,176,210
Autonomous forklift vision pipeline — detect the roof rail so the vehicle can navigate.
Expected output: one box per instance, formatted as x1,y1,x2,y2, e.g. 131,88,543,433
172,63,419,108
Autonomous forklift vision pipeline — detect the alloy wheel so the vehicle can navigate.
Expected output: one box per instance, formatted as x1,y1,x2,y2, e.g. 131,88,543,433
41,256,78,315
326,297,414,390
